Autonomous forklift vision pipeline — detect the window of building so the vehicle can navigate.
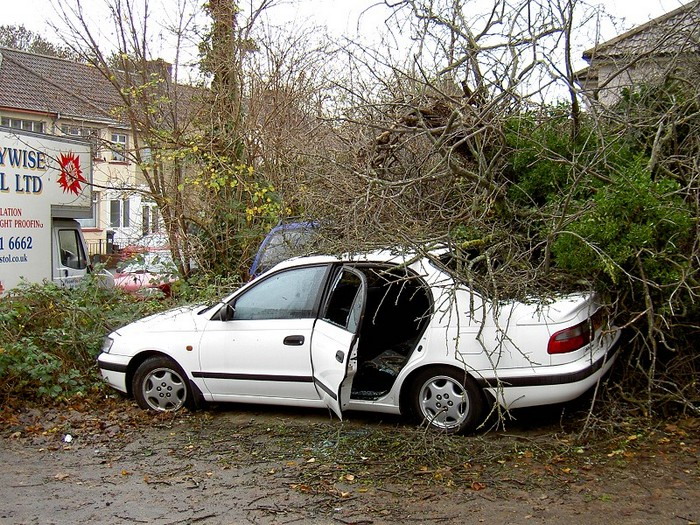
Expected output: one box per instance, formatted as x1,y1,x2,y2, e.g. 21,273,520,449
110,132,128,162
141,204,160,234
77,191,100,229
1,117,44,133
110,198,130,228
62,125,101,158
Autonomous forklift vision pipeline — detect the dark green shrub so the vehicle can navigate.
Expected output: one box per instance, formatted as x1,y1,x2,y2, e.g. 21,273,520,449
0,276,168,402
553,158,695,289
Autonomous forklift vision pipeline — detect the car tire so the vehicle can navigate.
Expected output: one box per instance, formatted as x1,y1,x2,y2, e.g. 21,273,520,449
133,356,191,412
410,366,483,433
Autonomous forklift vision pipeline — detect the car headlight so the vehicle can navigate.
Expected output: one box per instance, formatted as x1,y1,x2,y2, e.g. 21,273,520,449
101,336,114,354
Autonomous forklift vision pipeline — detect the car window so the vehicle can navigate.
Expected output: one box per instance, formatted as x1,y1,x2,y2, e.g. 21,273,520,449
322,269,364,331
233,265,327,320
58,229,88,270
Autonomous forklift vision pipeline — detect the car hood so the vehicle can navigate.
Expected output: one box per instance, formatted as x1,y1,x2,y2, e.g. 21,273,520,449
112,304,209,336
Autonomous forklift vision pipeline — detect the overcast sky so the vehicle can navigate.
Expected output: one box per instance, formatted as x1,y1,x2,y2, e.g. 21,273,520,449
3,0,689,39
1,0,692,72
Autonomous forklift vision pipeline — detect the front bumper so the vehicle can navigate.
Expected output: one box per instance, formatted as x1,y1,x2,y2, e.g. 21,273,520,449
97,353,130,393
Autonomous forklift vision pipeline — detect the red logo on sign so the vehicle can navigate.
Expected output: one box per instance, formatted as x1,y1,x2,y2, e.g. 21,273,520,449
57,152,86,195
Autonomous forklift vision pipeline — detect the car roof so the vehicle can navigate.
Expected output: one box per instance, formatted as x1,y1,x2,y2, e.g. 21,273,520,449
266,249,435,272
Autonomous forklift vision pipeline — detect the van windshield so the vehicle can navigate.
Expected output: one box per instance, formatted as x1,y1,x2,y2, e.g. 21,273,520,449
58,229,88,270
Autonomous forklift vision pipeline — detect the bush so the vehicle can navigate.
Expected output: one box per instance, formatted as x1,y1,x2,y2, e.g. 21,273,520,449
0,276,168,402
553,158,695,289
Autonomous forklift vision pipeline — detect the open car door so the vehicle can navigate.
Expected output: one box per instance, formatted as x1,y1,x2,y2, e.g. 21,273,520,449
311,266,367,418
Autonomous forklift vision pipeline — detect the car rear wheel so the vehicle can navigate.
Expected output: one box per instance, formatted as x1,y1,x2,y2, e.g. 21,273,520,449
410,366,483,433
133,356,190,412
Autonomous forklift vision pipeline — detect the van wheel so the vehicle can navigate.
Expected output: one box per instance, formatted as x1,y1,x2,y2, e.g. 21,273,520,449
410,366,483,433
133,356,190,412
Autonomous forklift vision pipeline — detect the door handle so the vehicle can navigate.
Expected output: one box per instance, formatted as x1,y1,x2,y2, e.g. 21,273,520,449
335,350,345,363
283,335,305,346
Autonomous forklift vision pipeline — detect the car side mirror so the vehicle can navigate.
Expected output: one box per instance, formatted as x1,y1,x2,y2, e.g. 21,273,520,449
217,303,235,321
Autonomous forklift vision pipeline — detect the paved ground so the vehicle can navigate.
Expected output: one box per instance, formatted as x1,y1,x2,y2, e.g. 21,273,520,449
1,401,698,524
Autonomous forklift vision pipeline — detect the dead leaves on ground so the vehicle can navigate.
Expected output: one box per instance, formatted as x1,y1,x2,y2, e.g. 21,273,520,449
0,396,193,447
2,399,698,499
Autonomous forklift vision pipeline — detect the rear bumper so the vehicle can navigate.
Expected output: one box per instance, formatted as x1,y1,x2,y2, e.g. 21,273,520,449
481,331,620,409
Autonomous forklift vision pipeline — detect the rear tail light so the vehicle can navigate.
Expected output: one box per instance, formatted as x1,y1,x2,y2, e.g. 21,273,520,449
548,310,603,354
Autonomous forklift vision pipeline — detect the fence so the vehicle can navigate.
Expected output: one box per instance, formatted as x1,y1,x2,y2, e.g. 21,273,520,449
86,239,117,256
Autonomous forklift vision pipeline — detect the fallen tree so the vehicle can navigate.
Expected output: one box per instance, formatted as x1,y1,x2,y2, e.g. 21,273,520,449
278,0,699,418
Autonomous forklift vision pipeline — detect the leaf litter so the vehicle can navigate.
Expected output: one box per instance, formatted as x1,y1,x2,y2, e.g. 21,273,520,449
0,398,698,523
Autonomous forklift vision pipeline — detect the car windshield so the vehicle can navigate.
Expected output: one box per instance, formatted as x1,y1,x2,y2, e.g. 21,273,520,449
119,251,175,274
257,228,315,273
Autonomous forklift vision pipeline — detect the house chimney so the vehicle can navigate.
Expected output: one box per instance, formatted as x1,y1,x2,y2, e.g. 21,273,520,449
146,59,172,84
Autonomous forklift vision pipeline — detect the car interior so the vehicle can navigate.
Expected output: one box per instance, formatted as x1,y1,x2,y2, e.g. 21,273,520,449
349,265,433,400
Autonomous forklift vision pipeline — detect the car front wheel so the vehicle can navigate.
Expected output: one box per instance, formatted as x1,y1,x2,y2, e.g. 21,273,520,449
410,366,483,433
133,356,190,412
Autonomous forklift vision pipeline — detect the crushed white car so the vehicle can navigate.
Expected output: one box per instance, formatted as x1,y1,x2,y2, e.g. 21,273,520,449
98,250,619,433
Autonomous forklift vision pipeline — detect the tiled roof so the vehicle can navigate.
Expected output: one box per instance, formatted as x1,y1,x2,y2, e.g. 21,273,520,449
582,0,700,61
0,47,124,123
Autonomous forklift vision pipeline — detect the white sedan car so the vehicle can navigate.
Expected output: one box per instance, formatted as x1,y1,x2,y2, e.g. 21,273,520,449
97,250,619,433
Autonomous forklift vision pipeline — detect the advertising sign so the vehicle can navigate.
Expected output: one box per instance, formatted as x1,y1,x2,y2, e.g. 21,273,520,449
0,128,92,293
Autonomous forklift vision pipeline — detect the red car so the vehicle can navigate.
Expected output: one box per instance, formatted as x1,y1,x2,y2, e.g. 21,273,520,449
114,250,178,297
